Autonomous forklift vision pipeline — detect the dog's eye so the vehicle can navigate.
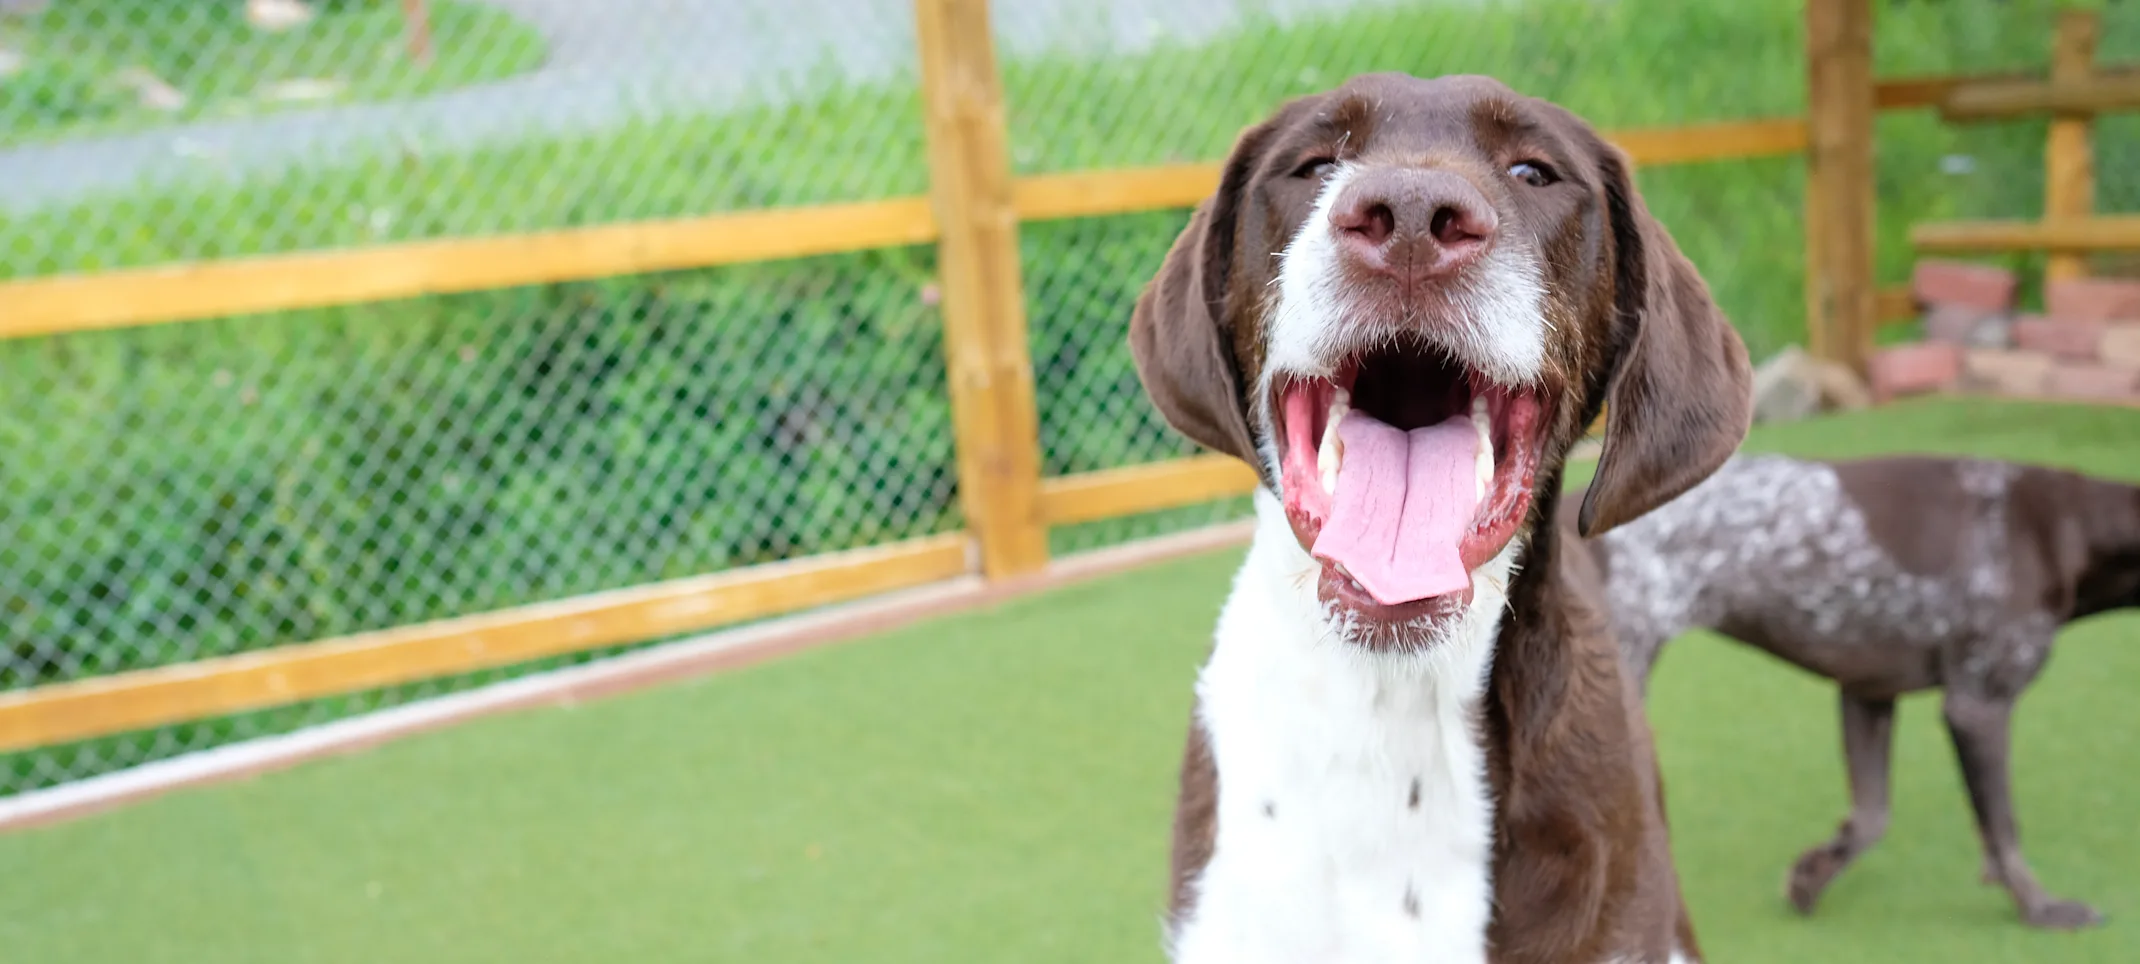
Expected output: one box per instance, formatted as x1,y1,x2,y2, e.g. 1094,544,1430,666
1508,160,1559,187
1293,157,1338,180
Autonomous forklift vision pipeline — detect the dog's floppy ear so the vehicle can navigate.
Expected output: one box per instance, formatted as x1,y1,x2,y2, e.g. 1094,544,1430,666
1577,146,1754,538
1129,119,1284,478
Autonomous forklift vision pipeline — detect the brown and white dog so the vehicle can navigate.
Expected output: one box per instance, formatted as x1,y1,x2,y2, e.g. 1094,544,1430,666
1567,452,2140,930
1128,73,1753,964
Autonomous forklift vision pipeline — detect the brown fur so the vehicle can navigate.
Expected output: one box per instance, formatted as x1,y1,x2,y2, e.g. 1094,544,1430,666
1130,73,1752,962
1570,455,2140,930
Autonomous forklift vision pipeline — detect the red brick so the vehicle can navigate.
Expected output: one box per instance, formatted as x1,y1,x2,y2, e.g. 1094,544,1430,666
2045,277,2140,323
1911,259,2016,312
1962,348,2053,396
1921,304,2011,347
1869,341,1963,401
2101,324,2140,370
2045,362,2140,401
2011,315,2105,359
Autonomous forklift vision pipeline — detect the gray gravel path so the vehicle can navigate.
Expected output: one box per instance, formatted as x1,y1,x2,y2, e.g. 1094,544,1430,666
0,0,1403,213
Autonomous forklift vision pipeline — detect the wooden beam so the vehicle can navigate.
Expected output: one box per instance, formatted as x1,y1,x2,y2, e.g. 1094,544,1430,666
1877,71,2026,111
0,116,1822,342
1912,215,2140,253
2046,11,2100,283
1805,0,1878,372
1939,73,2140,122
1013,163,1222,222
0,533,973,754
0,114,1831,348
1036,454,1259,526
1876,284,1915,323
1876,73,1979,111
1608,118,1809,166
1875,65,2140,111
914,0,1049,579
0,198,940,340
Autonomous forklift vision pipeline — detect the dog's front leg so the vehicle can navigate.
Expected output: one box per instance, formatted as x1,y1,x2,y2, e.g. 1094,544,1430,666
1787,691,1895,914
1942,689,2104,929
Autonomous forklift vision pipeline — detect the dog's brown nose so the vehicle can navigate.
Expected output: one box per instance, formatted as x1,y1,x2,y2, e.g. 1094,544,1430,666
1329,168,1496,283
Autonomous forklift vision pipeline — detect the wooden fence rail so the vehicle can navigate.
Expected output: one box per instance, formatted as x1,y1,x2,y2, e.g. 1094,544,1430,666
0,534,972,754
0,120,1807,342
1912,214,2140,253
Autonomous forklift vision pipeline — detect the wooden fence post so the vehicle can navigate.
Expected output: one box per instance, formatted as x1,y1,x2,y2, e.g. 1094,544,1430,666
913,0,1050,579
2045,9,2098,283
1804,0,1877,371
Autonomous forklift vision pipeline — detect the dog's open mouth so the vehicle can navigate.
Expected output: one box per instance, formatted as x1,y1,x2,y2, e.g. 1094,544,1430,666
1276,341,1546,622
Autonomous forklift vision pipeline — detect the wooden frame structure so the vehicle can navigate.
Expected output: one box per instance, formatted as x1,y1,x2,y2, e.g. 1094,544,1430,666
1905,8,2139,267
0,0,2123,757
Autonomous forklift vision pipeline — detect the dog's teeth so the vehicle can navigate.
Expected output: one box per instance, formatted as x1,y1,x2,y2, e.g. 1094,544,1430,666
1317,433,1341,493
1472,397,1493,501
1317,390,1349,493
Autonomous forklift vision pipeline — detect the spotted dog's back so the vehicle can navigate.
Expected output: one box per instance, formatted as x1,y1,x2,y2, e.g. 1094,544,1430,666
1569,450,2140,929
1571,453,2055,698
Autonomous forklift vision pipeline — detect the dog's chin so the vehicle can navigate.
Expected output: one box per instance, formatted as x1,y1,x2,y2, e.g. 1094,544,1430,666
1315,565,1474,652
1306,534,1528,653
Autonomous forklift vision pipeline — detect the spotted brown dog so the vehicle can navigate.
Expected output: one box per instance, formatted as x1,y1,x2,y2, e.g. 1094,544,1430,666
1129,73,1752,964
1567,452,2140,930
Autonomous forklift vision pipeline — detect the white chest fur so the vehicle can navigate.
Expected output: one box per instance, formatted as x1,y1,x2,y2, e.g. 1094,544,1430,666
1169,492,1511,964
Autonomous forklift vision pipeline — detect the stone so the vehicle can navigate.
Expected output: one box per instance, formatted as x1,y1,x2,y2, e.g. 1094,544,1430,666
1961,348,2053,397
2045,362,2140,401
2100,324,2140,371
1921,304,2013,348
1810,355,1874,412
2011,316,2105,359
1869,342,1963,402
2045,277,2140,323
1749,345,1872,424
1751,346,1822,423
1911,259,2016,312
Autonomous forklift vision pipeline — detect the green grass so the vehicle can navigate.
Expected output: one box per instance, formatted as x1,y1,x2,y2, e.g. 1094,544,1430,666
2,398,2137,962
0,0,547,145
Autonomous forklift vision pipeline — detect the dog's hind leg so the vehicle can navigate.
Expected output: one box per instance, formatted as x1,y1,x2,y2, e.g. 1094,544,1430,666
1942,688,2104,929
1787,691,1895,915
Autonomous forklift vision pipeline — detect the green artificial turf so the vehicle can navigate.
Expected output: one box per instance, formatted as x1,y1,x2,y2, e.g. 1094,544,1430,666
2,397,2137,963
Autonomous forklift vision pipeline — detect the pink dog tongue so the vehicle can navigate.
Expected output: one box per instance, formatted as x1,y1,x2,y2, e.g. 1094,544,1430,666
1310,411,1480,605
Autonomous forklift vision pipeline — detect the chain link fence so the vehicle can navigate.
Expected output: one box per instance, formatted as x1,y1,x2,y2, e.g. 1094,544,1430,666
2,0,2131,797
1,0,950,796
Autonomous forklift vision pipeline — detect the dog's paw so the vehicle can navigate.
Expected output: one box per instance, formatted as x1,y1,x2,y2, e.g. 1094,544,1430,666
1785,849,1841,915
2023,899,2105,930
